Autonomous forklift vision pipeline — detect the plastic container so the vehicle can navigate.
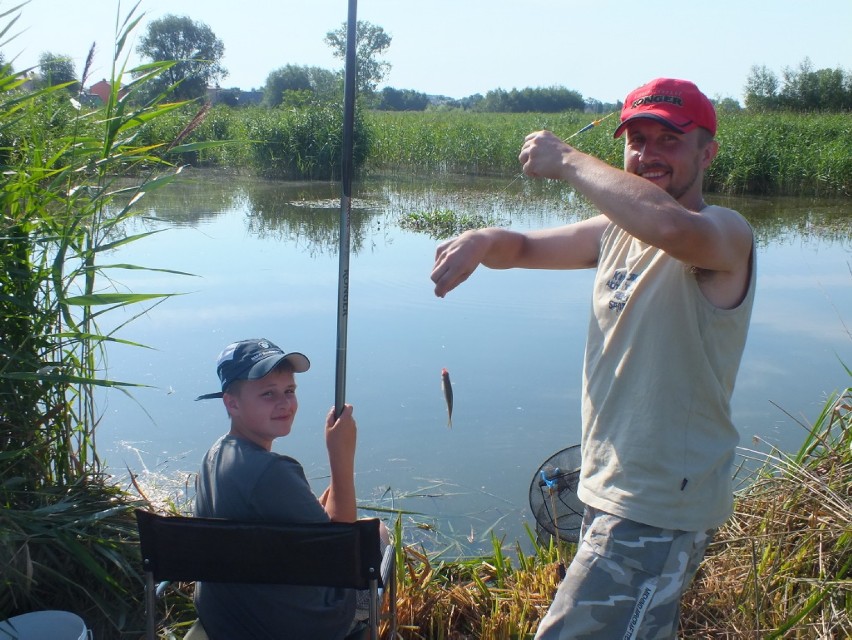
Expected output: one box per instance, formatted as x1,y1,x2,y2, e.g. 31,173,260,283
0,610,89,639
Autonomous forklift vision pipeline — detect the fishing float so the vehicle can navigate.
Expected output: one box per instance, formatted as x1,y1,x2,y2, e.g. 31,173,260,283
565,111,616,139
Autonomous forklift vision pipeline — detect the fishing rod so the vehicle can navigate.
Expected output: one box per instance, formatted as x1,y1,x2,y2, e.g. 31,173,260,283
335,0,358,418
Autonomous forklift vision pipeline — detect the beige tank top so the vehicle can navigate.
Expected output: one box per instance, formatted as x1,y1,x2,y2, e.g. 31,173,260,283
577,222,756,531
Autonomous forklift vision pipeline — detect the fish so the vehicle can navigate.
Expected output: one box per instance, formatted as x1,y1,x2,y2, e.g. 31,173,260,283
441,367,453,428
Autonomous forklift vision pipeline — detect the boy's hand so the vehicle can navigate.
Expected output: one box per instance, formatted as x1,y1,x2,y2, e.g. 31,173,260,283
325,404,356,466
323,404,357,522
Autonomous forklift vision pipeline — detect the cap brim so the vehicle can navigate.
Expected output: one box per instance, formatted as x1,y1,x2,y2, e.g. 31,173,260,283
195,391,224,401
246,352,310,380
614,113,690,138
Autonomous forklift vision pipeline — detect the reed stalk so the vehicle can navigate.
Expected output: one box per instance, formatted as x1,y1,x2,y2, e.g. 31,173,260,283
0,3,211,635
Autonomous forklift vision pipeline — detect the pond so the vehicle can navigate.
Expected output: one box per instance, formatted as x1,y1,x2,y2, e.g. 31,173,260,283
97,171,852,557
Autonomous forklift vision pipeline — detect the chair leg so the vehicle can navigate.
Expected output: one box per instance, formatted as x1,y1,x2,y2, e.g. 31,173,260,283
380,543,397,639
387,568,397,640
369,579,379,640
144,572,156,640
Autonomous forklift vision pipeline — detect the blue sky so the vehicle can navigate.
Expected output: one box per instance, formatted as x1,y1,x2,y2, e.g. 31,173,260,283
8,0,852,104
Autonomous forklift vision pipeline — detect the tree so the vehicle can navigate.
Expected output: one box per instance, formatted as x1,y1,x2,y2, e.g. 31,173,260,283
324,20,391,94
812,67,851,110
715,97,742,113
262,65,340,107
37,52,78,91
376,87,429,111
476,86,584,113
744,65,779,111
745,59,852,112
136,14,227,101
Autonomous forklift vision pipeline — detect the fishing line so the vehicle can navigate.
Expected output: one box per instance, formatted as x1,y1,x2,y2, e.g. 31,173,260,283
335,0,358,417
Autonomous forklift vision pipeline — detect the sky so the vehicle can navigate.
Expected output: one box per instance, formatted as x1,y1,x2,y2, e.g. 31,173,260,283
7,0,852,104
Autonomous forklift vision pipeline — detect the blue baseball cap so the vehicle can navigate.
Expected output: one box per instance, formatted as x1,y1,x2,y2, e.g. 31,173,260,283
195,338,310,400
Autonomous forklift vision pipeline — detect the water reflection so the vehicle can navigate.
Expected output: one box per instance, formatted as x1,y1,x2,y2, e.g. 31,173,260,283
101,171,851,557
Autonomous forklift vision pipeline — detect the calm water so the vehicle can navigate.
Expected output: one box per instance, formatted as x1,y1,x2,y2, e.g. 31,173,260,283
98,172,852,557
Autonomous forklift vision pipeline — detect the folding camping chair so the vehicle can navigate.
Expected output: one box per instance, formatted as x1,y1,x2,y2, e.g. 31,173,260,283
135,509,396,640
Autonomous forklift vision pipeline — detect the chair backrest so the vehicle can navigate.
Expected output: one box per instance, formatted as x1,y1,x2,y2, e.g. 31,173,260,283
135,508,384,589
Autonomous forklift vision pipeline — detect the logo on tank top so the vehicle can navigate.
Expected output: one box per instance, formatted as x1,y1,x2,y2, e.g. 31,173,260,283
605,268,639,313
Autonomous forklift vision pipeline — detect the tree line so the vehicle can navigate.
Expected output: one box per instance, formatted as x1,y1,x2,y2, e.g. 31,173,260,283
744,58,852,111
5,13,850,114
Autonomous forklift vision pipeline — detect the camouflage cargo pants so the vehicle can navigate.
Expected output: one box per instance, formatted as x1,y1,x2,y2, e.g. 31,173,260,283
534,507,714,640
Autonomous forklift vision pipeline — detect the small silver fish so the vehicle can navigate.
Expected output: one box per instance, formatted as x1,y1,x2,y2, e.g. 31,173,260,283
441,368,453,428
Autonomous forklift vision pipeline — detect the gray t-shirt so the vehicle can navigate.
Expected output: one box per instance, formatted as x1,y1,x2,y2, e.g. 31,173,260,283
194,434,355,640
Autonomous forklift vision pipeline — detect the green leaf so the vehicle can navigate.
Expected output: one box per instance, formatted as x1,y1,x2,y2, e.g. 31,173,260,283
61,292,180,306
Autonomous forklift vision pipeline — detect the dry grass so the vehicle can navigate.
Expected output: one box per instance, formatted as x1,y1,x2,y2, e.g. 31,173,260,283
679,387,851,639
388,386,851,640
387,537,559,639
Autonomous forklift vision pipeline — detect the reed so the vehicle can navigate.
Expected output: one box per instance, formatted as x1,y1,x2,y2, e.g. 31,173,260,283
135,100,371,180
708,112,852,196
363,110,622,177
680,382,851,638
362,110,850,196
129,106,851,196
0,4,211,636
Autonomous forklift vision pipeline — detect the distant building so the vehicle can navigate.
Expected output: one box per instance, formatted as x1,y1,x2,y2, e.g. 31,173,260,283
87,79,128,104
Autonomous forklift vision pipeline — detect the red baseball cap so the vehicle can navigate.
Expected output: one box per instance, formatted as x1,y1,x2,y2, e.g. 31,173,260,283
614,78,717,138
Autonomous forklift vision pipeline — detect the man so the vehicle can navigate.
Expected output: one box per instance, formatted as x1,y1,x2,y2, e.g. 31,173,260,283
431,78,755,639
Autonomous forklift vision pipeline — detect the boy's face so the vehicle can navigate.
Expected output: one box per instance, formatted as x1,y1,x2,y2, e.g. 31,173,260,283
223,367,298,450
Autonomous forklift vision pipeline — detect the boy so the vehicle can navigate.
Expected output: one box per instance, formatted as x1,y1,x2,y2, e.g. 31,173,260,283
193,338,360,640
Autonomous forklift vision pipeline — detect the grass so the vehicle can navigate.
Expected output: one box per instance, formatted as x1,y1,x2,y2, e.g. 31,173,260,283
0,4,209,636
680,385,852,638
398,208,509,240
126,378,849,639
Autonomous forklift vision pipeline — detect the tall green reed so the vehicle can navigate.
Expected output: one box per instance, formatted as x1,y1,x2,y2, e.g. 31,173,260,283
362,110,850,196
1,2,212,634
135,99,371,180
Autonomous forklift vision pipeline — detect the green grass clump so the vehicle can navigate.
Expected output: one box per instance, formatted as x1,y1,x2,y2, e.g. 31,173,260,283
135,101,371,180
399,208,508,239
